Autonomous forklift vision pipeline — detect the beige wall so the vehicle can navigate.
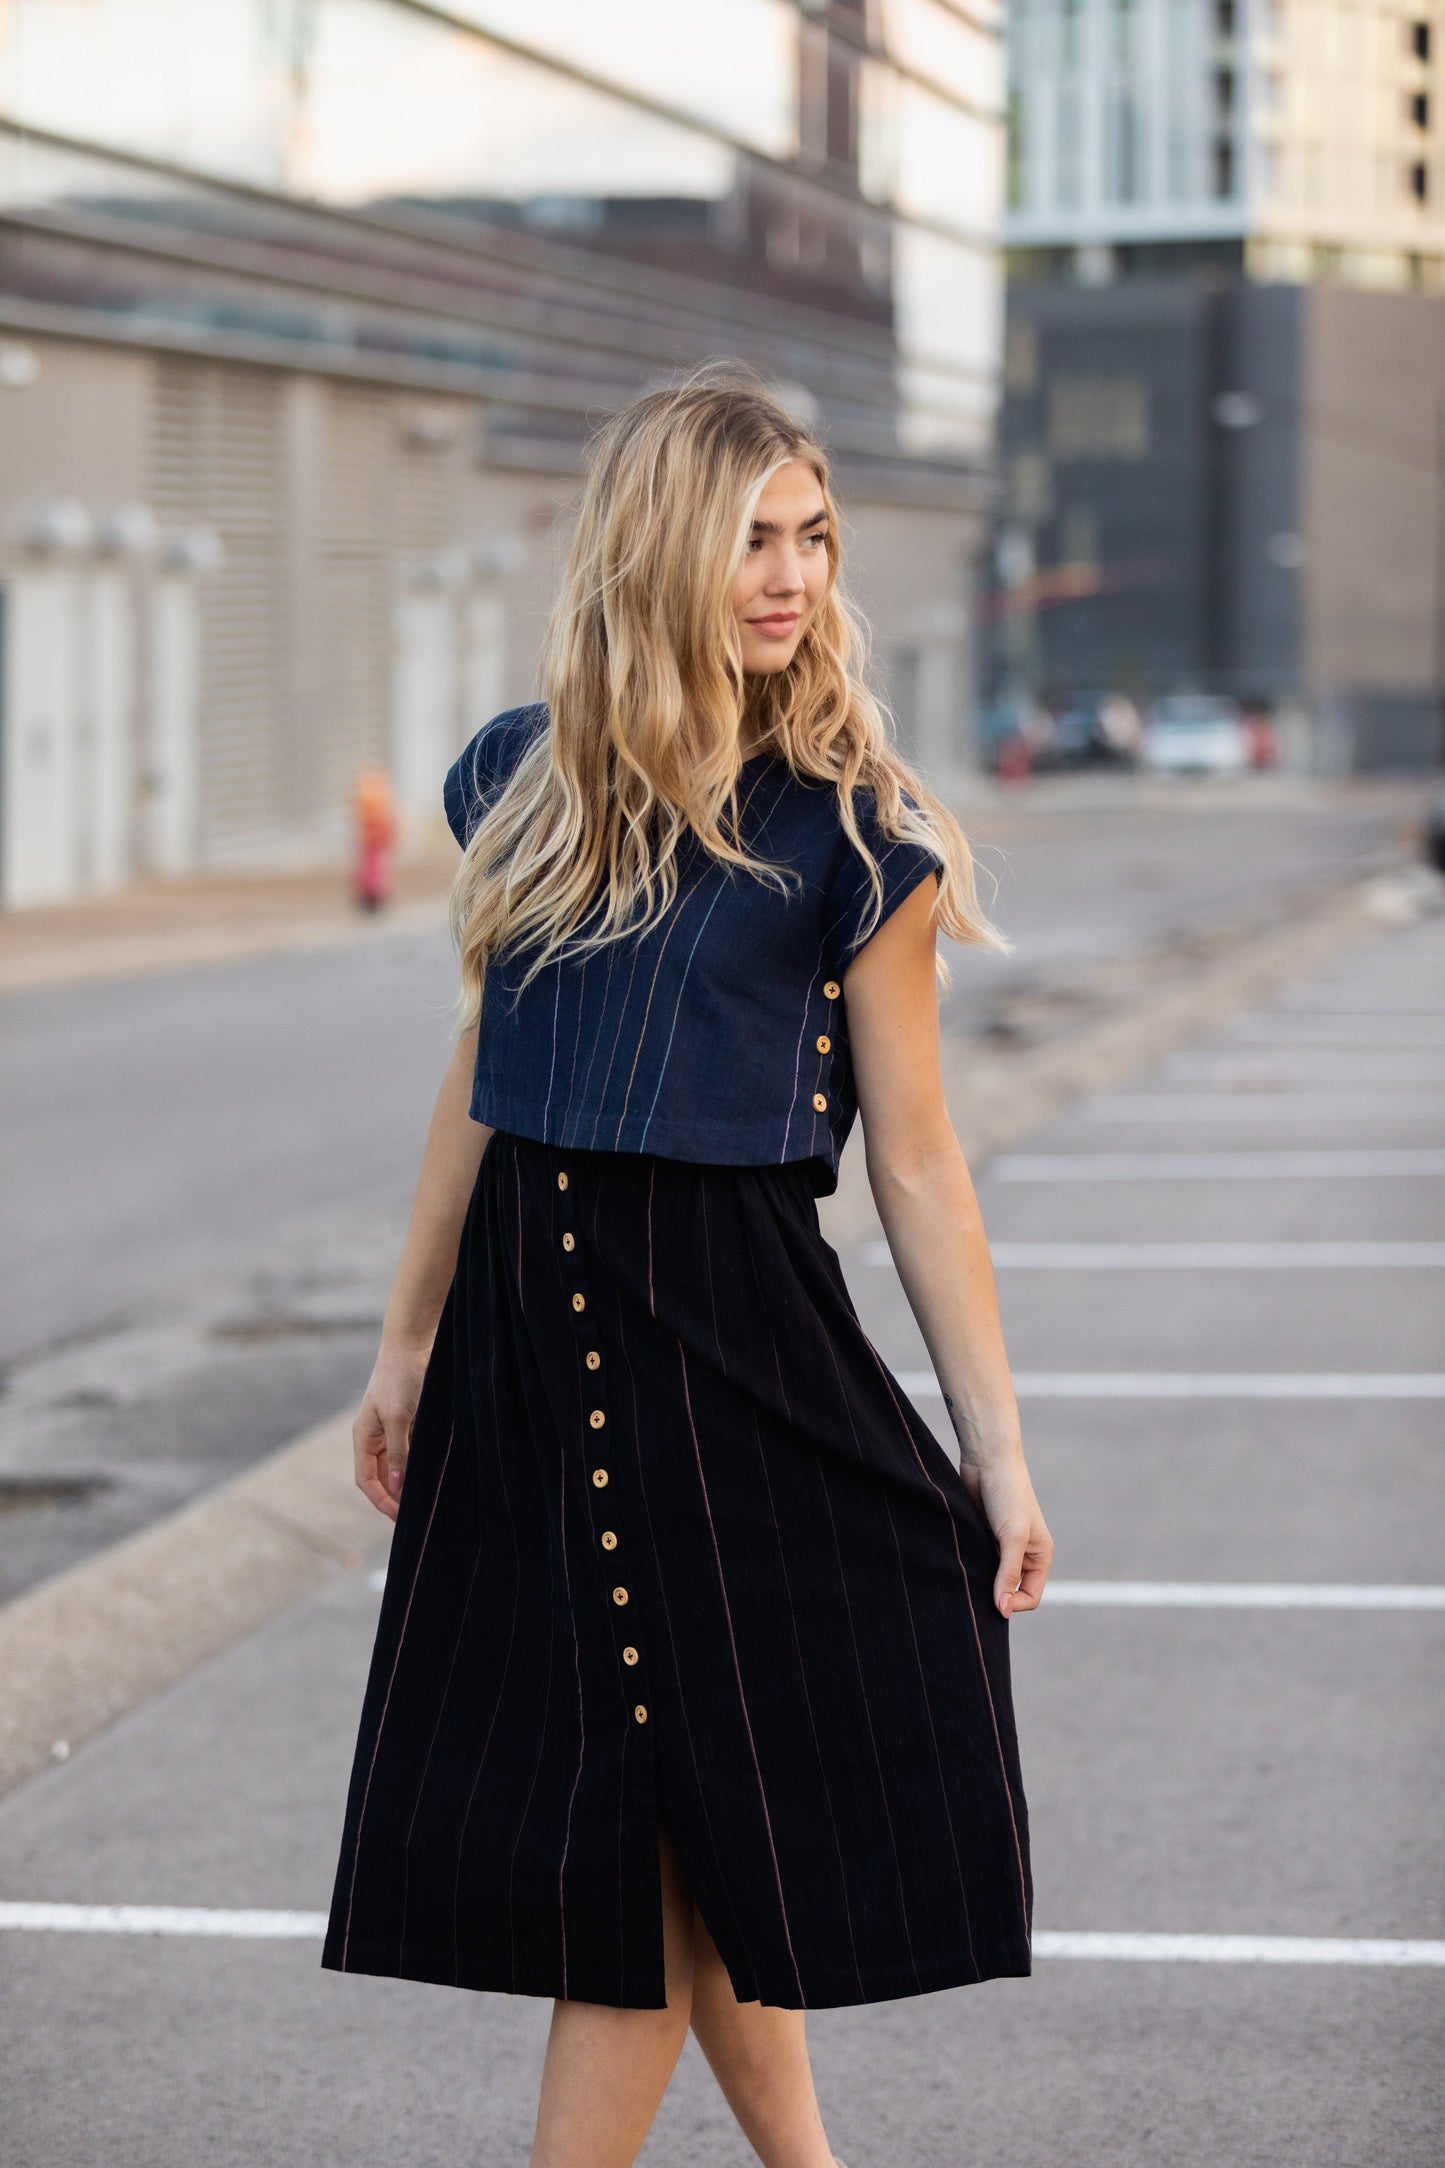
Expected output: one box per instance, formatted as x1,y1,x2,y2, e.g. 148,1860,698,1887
1303,286,1445,700
0,337,150,508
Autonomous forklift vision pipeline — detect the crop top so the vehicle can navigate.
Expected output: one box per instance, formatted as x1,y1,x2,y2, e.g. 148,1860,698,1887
442,703,945,1197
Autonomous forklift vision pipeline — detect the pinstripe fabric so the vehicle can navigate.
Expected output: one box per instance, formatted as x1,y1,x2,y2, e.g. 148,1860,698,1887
320,1133,1034,2010
441,706,946,1197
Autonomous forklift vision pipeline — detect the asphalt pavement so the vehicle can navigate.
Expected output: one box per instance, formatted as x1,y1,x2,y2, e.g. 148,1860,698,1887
1,853,1441,2165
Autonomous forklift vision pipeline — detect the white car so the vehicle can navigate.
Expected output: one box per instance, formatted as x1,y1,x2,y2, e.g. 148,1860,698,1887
1140,694,1251,776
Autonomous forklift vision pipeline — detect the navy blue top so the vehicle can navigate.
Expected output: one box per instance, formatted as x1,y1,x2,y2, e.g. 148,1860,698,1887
442,704,944,1196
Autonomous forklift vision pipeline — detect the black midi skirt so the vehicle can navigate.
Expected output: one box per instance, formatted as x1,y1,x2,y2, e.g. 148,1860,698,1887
320,1132,1033,2010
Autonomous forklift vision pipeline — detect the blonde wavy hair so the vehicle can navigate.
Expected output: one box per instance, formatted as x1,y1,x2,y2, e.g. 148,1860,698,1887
450,365,1005,1033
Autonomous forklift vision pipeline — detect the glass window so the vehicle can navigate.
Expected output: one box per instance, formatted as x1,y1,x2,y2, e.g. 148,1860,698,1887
0,0,292,187
435,0,799,158
1006,88,1027,211
297,0,734,212
0,0,779,187
1057,83,1082,207
876,0,1003,114
860,65,999,233
1060,0,1080,72
1106,84,1147,203
895,223,999,383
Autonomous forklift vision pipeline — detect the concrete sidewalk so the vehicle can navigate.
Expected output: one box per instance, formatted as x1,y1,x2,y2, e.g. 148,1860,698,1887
0,852,458,996
2,894,1442,2166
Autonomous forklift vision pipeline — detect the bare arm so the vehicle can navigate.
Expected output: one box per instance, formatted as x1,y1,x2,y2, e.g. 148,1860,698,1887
843,875,1053,1617
354,1025,493,1521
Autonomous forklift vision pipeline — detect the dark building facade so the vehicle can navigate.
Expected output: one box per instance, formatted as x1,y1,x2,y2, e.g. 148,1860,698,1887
987,275,1445,770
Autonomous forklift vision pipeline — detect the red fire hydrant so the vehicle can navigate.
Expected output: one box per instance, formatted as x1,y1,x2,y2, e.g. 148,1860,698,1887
352,767,398,912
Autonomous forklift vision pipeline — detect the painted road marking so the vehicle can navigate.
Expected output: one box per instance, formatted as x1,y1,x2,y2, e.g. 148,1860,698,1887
0,1905,1439,1964
1226,1016,1445,1047
899,1372,1445,1400
1042,1581,1445,1610
1163,1054,1445,1084
1082,1093,1445,1123
1030,1933,1445,1965
860,1240,1445,1270
0,1904,327,1938
988,1150,1445,1180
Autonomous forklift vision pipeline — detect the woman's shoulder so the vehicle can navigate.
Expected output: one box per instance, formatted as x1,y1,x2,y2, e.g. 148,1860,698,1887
443,703,550,847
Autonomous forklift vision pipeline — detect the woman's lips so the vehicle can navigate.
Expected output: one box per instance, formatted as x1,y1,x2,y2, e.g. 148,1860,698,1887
747,614,800,637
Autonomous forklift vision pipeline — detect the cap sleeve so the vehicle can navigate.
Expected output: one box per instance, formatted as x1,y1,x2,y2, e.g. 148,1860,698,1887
822,784,944,976
442,704,548,848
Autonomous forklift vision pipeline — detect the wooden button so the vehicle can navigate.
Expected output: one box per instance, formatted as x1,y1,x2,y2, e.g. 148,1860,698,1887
557,1171,569,1191
622,1646,639,1666
815,1033,831,1054
562,1232,576,1252
601,1530,618,1550
589,1409,606,1429
633,1704,648,1723
592,1468,609,1488
586,1351,601,1371
823,980,841,1000
572,1292,586,1312
612,1586,629,1606
812,1092,828,1112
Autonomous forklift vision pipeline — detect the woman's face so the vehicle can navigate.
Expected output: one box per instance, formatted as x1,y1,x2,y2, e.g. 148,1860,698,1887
730,458,831,678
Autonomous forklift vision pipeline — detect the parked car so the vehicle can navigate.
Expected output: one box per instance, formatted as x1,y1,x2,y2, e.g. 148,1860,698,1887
1032,690,1143,772
1424,787,1445,875
1140,694,1252,776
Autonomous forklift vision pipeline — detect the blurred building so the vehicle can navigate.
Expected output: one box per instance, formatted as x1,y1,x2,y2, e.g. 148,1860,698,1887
0,0,1004,907
990,0,1445,771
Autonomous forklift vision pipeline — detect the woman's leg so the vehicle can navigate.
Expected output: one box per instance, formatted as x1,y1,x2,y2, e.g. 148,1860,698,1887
687,1907,837,2168
527,1822,697,2168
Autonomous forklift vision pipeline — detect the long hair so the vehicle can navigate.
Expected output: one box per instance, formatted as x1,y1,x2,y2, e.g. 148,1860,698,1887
449,365,1005,1033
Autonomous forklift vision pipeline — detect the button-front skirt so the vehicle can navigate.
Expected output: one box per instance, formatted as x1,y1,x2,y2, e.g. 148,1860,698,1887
320,1131,1033,2009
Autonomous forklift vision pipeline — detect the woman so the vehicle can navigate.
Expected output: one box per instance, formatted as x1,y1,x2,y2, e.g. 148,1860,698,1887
321,369,1053,2168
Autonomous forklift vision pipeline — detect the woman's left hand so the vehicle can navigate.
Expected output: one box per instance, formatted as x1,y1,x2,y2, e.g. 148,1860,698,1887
961,1454,1054,1618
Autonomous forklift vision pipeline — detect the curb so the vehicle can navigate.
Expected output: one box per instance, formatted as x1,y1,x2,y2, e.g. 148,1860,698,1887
0,1413,384,1798
0,866,1426,1798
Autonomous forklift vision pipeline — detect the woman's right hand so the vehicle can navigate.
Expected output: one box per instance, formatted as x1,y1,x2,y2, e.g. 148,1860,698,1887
353,1340,431,1522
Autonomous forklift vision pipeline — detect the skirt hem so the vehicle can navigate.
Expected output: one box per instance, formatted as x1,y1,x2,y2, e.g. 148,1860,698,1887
319,1933,1034,2012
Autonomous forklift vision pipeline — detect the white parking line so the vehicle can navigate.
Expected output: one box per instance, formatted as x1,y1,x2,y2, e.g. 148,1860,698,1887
1030,1933,1445,1966
899,1372,1445,1399
860,1241,1445,1269
1227,1016,1445,1047
1042,1581,1445,1610
1164,1054,1445,1084
988,1150,1445,1180
1,1905,1438,1964
0,1903,327,1938
1082,1093,1445,1123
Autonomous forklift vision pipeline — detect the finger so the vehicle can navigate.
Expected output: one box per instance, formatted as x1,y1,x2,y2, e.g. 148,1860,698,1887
358,1475,399,1523
381,1409,413,1501
353,1406,399,1521
357,1438,400,1521
1008,1544,1054,1615
352,1396,387,1473
993,1525,1028,1617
